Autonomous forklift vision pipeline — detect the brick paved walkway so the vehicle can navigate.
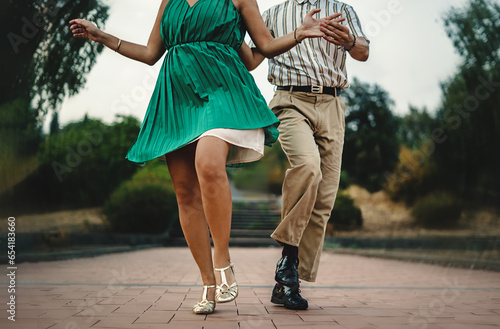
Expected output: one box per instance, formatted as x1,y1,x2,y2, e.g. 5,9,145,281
1,247,499,329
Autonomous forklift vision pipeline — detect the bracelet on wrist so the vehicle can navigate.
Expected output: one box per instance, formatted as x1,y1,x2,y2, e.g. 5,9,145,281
116,39,122,53
344,34,356,52
294,29,301,44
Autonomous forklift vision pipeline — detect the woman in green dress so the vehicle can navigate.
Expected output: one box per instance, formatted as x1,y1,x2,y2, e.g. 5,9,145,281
70,0,333,314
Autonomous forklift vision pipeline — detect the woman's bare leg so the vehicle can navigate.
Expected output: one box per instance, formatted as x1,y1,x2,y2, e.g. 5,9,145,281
194,137,233,269
165,142,216,300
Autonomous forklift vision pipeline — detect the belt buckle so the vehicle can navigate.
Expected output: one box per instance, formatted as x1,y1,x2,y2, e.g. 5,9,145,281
311,85,323,94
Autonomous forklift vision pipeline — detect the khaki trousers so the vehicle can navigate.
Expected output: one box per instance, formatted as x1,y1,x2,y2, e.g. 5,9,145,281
269,90,345,282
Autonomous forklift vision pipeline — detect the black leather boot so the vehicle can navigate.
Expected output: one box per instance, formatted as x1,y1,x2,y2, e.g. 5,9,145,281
274,256,299,288
271,284,308,310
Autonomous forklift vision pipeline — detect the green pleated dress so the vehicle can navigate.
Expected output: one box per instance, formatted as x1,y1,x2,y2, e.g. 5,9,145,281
125,0,280,164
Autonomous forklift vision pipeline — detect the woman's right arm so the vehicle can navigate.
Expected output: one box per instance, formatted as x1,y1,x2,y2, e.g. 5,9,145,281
69,0,169,66
235,0,339,59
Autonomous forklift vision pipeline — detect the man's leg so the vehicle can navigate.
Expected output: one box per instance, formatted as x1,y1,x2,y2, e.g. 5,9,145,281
269,91,322,310
298,95,346,282
270,92,322,247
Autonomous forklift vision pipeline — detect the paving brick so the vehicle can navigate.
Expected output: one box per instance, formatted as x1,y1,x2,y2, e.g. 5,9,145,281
202,321,240,329
0,319,56,329
90,316,138,328
240,319,276,329
96,296,134,305
168,311,206,321
15,309,47,318
237,304,268,316
46,317,100,329
162,320,204,328
111,302,152,314
278,324,344,329
299,315,336,322
36,308,81,319
134,310,175,324
74,305,120,317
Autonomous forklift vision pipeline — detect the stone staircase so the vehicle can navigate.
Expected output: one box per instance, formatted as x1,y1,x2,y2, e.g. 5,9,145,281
229,199,281,247
167,198,282,247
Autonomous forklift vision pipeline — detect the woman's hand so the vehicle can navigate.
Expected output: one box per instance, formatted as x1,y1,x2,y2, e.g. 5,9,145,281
69,19,102,42
295,11,344,42
67,0,168,65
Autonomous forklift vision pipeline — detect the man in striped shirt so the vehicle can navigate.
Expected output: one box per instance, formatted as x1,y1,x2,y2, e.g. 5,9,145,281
241,0,369,310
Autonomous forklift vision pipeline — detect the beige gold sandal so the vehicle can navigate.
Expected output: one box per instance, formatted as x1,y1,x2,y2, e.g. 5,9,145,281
215,263,238,303
192,285,216,314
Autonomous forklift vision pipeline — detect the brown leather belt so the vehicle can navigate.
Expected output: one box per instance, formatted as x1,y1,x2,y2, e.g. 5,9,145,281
277,85,341,96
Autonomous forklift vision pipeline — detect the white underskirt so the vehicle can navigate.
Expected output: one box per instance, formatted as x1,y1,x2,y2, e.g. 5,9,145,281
158,128,265,164
196,128,265,165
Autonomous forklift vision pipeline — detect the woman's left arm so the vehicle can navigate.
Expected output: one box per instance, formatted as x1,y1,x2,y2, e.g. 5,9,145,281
238,42,265,71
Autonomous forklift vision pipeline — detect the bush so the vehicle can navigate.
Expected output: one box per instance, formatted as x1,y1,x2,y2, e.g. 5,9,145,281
411,191,463,229
230,141,289,195
384,146,436,205
329,192,363,231
103,160,178,234
0,115,141,214
338,171,351,190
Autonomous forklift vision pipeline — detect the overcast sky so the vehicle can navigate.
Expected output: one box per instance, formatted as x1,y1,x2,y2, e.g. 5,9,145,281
52,0,473,129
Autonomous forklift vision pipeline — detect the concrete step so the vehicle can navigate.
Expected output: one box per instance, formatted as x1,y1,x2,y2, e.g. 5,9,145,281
167,237,279,247
230,229,274,238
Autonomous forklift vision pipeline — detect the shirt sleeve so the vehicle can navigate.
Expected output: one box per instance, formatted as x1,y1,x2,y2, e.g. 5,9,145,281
343,5,370,44
248,9,271,49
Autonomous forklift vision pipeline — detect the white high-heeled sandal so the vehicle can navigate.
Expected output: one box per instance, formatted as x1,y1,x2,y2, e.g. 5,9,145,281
215,263,238,303
192,285,216,314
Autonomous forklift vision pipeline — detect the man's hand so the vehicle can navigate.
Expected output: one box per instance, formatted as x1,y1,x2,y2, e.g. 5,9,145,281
320,17,353,49
296,11,342,42
320,16,369,61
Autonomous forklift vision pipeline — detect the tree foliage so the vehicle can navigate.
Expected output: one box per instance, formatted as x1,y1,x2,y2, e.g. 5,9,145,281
342,78,400,192
0,0,109,119
0,99,41,157
0,99,42,193
443,0,500,72
398,106,436,150
434,0,500,202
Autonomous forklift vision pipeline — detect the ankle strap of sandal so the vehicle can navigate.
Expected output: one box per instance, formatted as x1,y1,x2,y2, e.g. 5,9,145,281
214,263,233,272
202,285,216,300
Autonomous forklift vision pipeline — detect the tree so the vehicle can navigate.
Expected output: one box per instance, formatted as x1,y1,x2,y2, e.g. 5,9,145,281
398,106,436,150
434,0,500,201
0,0,109,199
342,78,400,192
0,0,109,119
49,112,60,135
443,0,500,72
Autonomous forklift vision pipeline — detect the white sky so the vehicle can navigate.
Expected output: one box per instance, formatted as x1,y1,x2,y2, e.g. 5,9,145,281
52,0,473,129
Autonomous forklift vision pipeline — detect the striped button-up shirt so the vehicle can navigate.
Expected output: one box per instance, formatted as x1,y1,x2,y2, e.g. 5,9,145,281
253,0,369,89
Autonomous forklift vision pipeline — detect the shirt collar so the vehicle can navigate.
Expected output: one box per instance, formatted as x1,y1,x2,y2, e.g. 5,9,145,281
295,0,320,5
